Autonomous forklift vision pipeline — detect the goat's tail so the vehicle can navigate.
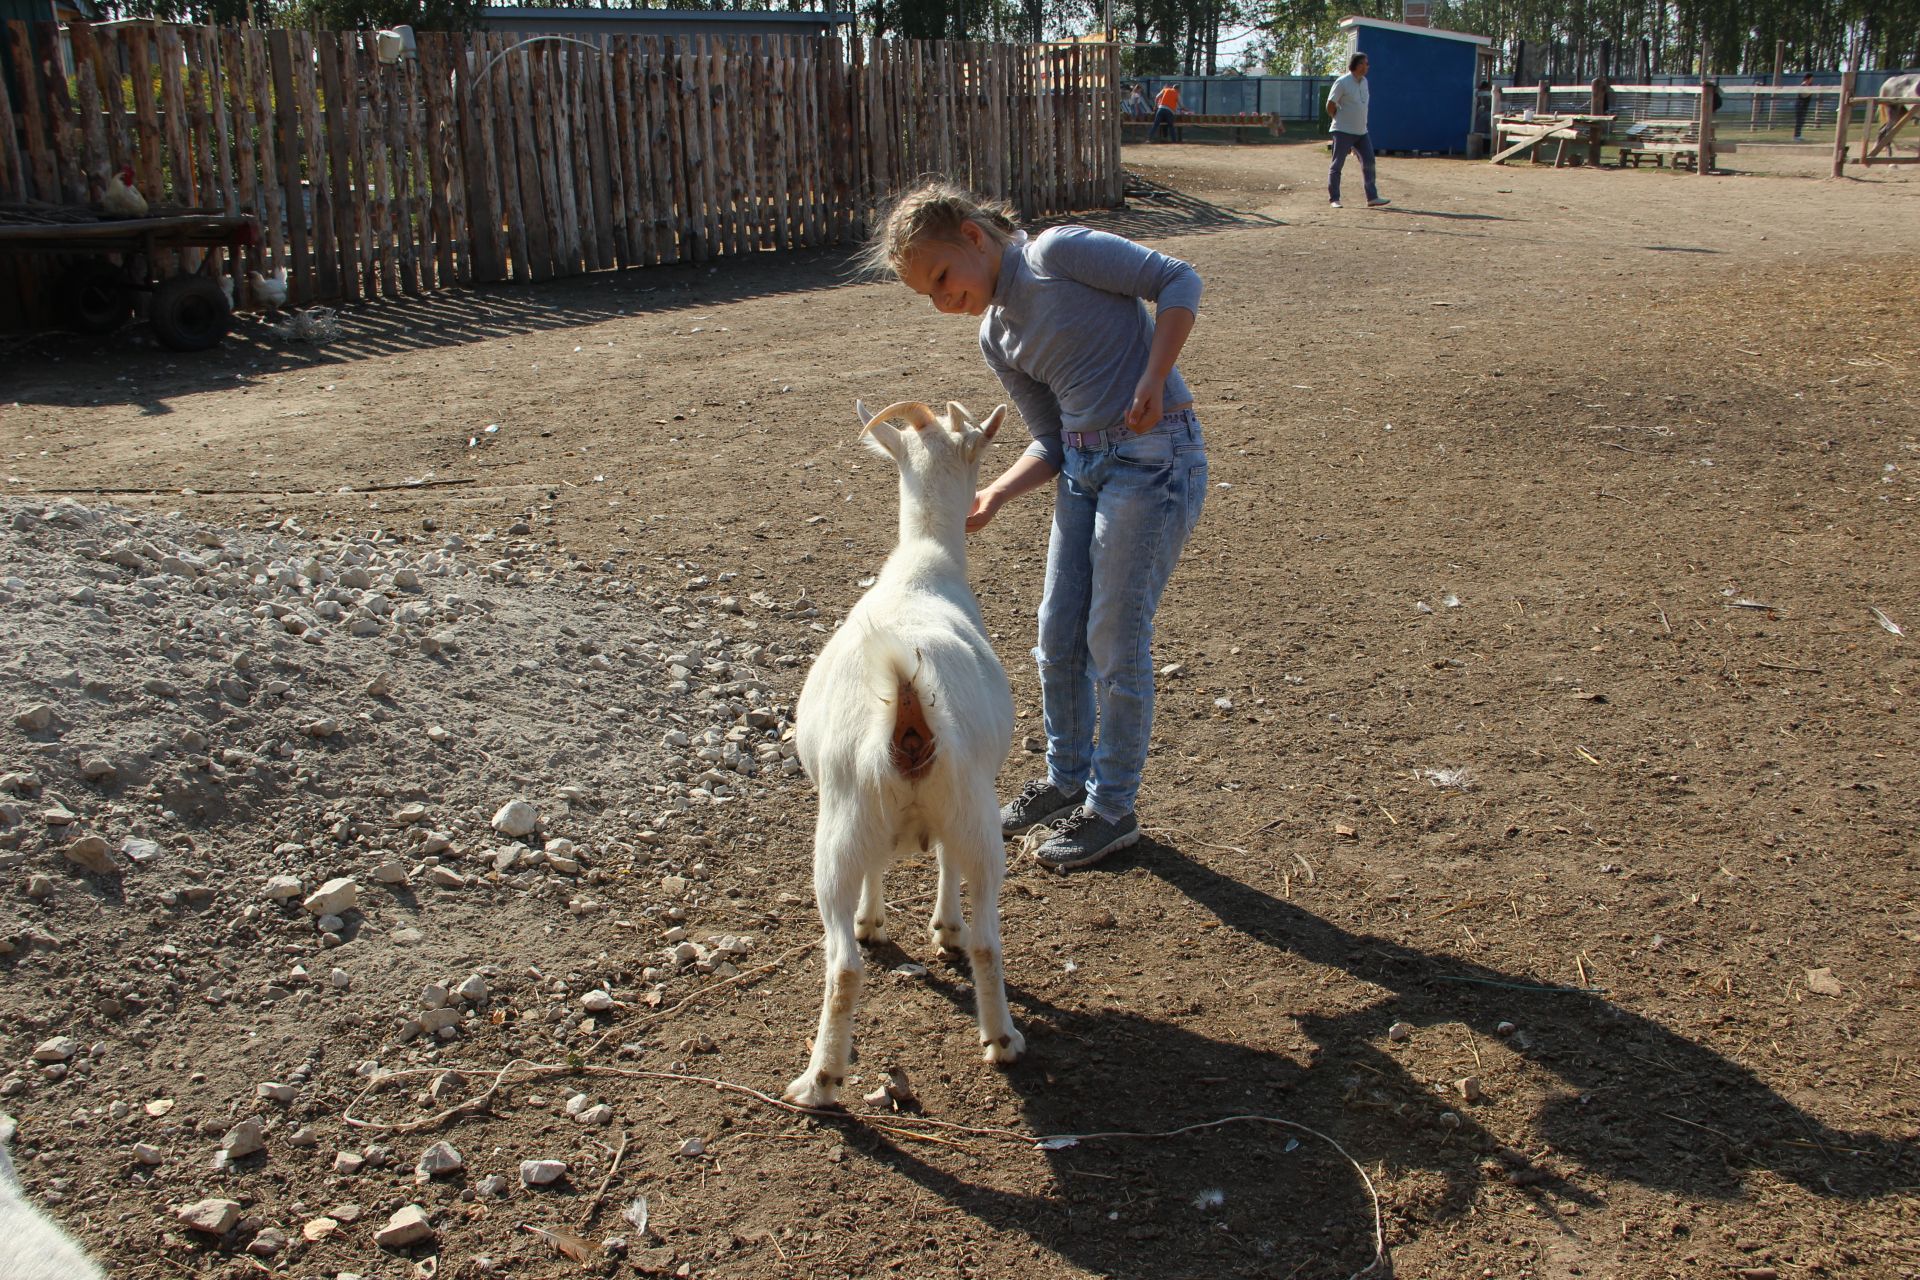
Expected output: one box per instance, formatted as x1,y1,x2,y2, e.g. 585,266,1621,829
864,631,936,782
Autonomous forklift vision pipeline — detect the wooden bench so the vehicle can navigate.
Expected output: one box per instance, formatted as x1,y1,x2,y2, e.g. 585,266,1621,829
1614,121,1700,168
1121,113,1284,144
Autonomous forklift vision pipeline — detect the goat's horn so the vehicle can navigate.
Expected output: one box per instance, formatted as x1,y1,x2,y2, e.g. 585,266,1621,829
859,401,939,435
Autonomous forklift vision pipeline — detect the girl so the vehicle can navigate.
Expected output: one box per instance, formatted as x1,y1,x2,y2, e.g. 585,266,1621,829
864,181,1208,871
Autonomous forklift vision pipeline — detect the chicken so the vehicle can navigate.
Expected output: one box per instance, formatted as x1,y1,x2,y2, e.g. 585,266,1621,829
248,269,289,312
102,165,147,218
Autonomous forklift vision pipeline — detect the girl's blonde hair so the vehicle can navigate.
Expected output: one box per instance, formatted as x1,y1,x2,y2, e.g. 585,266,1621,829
861,180,1019,279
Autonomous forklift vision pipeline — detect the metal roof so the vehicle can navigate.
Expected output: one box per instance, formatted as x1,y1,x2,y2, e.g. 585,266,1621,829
1337,16,1492,47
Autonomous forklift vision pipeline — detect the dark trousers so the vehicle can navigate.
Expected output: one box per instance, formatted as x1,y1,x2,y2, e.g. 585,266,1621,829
1794,97,1812,138
1151,106,1181,142
1328,130,1378,202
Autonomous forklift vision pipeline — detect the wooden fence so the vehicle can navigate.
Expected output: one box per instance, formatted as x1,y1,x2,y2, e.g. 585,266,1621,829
1,21,1121,311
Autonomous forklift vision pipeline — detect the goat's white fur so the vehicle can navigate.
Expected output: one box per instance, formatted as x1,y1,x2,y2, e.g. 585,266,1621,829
0,1114,108,1280
784,399,1022,1107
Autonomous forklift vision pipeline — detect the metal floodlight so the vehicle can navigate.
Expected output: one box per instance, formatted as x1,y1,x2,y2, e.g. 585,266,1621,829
376,24,418,66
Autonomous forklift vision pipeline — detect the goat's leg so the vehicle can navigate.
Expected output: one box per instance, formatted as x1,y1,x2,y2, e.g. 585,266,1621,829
928,841,969,956
784,816,868,1107
854,865,888,943
949,800,1023,1065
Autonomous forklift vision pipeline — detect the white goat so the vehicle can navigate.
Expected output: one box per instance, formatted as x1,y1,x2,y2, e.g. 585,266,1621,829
784,399,1023,1108
0,1114,108,1280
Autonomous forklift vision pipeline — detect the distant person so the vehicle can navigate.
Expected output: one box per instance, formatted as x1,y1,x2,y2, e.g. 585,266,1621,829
1326,53,1388,208
1794,72,1814,140
1124,84,1151,120
1152,82,1183,143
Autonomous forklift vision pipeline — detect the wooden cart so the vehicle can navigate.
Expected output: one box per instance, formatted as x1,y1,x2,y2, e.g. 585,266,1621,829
0,207,258,350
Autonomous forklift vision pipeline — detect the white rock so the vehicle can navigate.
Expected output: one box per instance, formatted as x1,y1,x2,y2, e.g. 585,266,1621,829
330,968,352,990
426,866,466,888
580,990,614,1013
304,718,340,738
221,1118,266,1158
177,1197,242,1235
303,877,358,916
576,1103,614,1126
62,835,116,874
374,1204,434,1249
370,860,410,885
418,1008,461,1033
263,875,302,902
420,982,449,1010
393,803,427,825
256,1082,296,1104
333,1150,365,1174
247,1227,288,1258
519,1158,567,1186
490,799,539,838
288,1125,320,1147
455,974,488,1002
32,1036,79,1062
14,704,54,733
414,1141,463,1181
131,1142,164,1165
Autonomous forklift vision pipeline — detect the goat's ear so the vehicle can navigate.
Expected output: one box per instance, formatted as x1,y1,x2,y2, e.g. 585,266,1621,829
862,418,905,465
961,404,1006,466
980,404,1006,443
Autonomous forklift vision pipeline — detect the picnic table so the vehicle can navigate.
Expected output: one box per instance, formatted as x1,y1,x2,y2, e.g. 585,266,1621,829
0,205,256,350
1121,112,1285,144
1490,113,1615,166
1614,120,1703,169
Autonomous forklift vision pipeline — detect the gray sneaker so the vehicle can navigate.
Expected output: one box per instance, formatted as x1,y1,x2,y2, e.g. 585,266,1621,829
1033,807,1140,872
1000,778,1085,835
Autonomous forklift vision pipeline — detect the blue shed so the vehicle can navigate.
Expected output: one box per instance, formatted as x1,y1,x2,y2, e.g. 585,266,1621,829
1337,16,1490,155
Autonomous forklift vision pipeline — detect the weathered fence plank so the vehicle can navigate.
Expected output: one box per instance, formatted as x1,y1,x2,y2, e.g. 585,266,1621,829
2,23,1119,322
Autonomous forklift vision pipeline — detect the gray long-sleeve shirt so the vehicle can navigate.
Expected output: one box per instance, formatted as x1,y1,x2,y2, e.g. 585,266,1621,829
977,227,1202,471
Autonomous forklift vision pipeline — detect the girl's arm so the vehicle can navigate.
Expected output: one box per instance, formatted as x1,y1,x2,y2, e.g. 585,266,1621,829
968,452,1058,533
1028,227,1202,431
1127,305,1195,431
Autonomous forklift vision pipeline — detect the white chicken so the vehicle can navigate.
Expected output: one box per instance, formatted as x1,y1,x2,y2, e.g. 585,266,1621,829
248,269,289,312
102,165,147,218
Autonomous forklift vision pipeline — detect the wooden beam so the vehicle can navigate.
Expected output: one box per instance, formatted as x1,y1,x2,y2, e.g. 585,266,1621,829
1831,68,1855,178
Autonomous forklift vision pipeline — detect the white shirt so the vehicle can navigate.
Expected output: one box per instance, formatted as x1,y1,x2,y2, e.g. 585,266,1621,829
1328,72,1369,135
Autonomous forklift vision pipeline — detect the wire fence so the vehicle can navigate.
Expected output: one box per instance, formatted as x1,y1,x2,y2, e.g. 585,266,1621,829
1125,69,1914,135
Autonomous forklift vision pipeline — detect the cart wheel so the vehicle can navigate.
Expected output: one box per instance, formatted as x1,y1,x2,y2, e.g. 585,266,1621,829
149,274,232,352
56,262,133,336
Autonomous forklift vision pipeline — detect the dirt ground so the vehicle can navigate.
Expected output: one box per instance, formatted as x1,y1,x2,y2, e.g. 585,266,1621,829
3,135,1918,1280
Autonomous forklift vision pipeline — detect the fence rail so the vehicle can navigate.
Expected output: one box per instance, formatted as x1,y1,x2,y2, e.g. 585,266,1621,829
1,21,1120,311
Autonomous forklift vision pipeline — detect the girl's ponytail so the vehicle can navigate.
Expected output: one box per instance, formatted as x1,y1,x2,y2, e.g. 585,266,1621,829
861,179,1019,279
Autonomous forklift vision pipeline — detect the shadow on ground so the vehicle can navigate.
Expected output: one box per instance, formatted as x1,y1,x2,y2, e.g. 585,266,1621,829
3,174,1271,412
834,834,1916,1279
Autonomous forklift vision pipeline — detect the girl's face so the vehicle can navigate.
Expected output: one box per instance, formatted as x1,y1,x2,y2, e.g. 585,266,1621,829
900,220,1003,317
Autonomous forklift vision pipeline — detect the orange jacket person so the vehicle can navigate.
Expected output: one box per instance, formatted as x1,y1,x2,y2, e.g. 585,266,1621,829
1151,83,1183,142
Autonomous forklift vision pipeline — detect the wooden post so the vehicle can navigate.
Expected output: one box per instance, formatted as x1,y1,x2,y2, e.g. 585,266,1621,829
1531,77,1550,163
1696,45,1714,176
1587,75,1607,166
1831,69,1854,177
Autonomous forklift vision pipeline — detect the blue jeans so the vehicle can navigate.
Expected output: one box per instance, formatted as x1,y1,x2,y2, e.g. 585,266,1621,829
1036,409,1208,820
1329,130,1379,202
1151,105,1181,142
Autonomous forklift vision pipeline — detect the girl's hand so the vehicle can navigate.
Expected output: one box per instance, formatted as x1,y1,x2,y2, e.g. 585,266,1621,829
965,488,1003,533
1126,378,1164,433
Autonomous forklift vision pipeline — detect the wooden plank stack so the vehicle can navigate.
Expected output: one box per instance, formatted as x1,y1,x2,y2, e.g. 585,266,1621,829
0,21,1122,312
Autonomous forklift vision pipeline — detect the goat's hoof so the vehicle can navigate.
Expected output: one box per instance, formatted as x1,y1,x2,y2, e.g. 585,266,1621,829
982,1028,1026,1065
929,923,969,955
783,1074,843,1109
854,918,889,944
